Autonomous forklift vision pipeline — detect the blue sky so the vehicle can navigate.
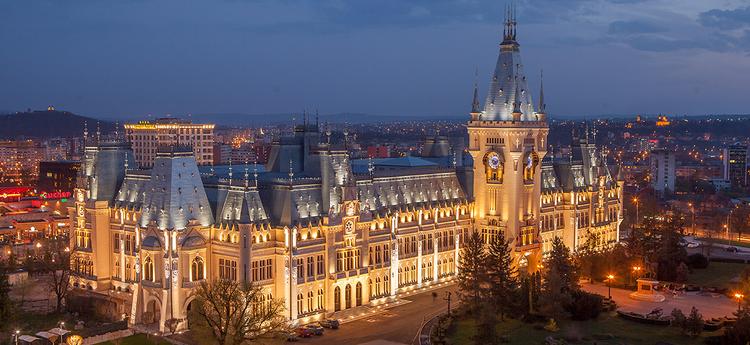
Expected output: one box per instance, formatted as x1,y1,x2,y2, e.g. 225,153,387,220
1,0,749,119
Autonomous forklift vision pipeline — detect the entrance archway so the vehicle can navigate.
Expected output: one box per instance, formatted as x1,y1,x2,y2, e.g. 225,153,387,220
355,282,362,306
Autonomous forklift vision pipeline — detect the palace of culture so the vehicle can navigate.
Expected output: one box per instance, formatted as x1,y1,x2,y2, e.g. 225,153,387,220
69,17,623,332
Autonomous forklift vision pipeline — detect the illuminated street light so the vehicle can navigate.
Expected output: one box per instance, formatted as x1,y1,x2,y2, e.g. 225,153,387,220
734,292,744,312
606,274,615,299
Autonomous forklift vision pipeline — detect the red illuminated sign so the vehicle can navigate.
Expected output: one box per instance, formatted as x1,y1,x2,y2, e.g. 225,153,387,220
40,191,71,200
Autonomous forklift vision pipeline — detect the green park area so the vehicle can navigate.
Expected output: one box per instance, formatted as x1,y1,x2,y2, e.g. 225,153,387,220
688,261,748,289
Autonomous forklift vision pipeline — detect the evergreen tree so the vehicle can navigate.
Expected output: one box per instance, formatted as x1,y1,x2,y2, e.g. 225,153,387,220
685,306,704,337
0,266,11,322
457,231,487,313
486,233,517,320
538,266,571,320
545,237,579,293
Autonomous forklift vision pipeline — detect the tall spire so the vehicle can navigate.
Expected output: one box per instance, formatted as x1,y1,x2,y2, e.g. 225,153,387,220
503,3,517,42
538,69,546,114
471,68,481,115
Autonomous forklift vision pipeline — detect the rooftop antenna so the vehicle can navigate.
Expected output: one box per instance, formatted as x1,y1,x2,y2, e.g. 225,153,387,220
96,122,101,142
452,150,457,168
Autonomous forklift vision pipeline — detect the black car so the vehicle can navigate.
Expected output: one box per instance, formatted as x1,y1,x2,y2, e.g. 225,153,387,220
304,323,325,335
726,246,739,253
319,319,340,329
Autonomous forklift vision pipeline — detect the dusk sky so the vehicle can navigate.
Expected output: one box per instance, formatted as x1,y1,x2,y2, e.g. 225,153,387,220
2,0,750,120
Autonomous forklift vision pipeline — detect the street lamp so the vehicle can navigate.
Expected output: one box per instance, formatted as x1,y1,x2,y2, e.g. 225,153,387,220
606,274,615,299
632,266,641,286
14,330,20,345
632,197,640,227
734,292,744,312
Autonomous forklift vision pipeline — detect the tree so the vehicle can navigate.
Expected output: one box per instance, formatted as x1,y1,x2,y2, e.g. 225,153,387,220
685,306,704,337
731,205,750,242
538,267,571,320
670,308,686,330
40,240,70,313
457,231,487,313
545,237,578,293
485,233,517,320
0,265,11,322
723,308,750,345
675,262,689,283
575,231,601,283
192,279,287,345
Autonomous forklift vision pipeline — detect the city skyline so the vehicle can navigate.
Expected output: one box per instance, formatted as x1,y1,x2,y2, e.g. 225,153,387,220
2,1,750,120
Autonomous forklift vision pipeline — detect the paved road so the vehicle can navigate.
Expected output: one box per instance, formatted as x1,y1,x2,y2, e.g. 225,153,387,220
301,285,457,345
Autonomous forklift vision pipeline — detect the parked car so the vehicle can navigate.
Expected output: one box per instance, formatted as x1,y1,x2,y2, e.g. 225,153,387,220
319,319,340,329
687,242,700,248
725,246,739,253
294,327,313,338
304,323,325,335
285,331,300,342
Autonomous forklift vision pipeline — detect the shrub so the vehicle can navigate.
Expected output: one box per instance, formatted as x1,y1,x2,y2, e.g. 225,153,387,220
566,291,603,321
687,253,709,269
676,262,689,283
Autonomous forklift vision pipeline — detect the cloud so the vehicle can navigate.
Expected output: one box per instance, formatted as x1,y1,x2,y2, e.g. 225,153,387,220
608,20,667,35
699,6,750,30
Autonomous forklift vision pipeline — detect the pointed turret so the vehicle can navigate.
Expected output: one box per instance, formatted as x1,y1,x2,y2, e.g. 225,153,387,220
537,70,546,122
470,81,481,120
482,7,535,121
512,85,523,122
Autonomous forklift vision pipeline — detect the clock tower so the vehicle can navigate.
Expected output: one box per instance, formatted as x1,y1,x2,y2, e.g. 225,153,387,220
467,11,548,271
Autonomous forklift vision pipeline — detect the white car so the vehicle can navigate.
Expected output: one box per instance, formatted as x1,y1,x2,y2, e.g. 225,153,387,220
686,242,700,248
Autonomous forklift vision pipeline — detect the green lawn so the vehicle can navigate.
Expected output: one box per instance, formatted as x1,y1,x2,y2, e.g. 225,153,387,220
100,333,172,345
448,312,723,345
688,262,748,288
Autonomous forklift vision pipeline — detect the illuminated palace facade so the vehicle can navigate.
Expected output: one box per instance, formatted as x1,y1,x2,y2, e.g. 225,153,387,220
68,19,622,332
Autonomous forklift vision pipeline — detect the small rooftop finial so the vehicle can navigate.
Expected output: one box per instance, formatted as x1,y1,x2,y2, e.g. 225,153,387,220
244,160,249,188
83,121,89,144
253,160,259,187
228,158,233,184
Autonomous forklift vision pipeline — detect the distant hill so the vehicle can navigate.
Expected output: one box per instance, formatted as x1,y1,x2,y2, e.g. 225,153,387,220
0,109,115,139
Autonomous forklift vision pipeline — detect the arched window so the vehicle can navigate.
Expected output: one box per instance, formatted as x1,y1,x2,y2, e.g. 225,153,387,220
114,260,120,279
368,279,373,298
307,291,314,312
375,277,381,296
191,257,205,281
345,284,352,309
384,275,390,294
297,293,304,314
356,282,362,306
334,286,341,311
143,256,154,282
317,289,324,310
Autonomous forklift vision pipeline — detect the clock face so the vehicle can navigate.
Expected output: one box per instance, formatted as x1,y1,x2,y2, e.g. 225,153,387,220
488,155,500,169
